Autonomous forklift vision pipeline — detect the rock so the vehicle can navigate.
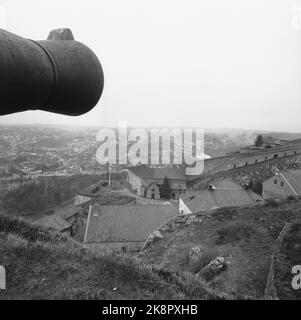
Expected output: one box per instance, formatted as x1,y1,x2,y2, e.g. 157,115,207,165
210,257,225,266
150,230,164,240
189,246,205,262
140,230,164,251
186,216,195,225
175,216,187,223
197,257,227,281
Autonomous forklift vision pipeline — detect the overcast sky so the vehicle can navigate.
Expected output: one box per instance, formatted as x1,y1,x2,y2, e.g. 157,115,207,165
0,0,301,132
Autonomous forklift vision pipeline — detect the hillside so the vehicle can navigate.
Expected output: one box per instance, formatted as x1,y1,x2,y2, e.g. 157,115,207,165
271,221,301,299
0,214,224,300
139,197,301,299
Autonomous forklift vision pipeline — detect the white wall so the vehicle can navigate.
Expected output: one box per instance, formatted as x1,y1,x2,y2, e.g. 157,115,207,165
179,198,192,215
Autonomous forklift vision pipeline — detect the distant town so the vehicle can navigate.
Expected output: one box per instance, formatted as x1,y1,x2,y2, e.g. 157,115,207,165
1,124,301,299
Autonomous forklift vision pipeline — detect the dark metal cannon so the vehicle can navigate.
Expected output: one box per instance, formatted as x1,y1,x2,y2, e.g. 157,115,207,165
0,28,104,116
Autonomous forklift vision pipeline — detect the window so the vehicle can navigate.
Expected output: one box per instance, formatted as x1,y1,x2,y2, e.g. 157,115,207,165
280,181,284,187
274,180,277,184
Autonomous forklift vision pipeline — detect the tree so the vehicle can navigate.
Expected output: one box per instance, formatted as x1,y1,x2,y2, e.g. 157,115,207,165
251,180,263,196
160,176,171,199
254,134,263,147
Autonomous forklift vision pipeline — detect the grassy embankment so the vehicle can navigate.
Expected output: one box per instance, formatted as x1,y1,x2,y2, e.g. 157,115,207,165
0,214,224,300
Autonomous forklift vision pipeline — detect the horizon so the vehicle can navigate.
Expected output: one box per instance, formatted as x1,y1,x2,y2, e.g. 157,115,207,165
0,0,300,132
0,122,301,135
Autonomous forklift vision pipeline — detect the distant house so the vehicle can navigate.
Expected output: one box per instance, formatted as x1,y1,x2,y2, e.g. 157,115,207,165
262,169,301,199
179,180,263,214
261,136,283,148
34,215,72,236
83,204,177,253
127,165,187,199
240,136,284,153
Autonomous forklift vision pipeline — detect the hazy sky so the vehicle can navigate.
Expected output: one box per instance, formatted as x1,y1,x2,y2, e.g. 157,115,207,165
0,0,301,131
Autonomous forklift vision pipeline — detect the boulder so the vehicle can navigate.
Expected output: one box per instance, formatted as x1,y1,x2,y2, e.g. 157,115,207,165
186,216,195,225
150,230,164,241
189,246,205,262
197,257,227,281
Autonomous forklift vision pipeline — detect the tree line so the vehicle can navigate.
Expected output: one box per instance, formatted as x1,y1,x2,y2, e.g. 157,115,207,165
1,174,101,215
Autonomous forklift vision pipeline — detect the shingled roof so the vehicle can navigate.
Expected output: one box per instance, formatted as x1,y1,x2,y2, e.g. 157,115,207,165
128,165,186,180
275,169,301,195
84,204,177,243
77,182,106,198
54,202,79,220
181,180,263,212
35,215,72,232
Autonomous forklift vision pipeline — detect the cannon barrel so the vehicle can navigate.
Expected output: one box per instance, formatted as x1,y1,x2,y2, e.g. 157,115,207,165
0,28,104,116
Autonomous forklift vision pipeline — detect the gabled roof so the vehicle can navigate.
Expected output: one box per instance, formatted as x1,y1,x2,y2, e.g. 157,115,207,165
270,169,301,195
35,215,71,232
77,182,104,197
84,204,177,243
128,165,186,180
181,180,263,212
281,170,301,195
55,203,79,220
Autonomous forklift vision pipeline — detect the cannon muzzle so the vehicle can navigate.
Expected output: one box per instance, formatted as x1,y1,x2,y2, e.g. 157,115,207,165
0,28,104,116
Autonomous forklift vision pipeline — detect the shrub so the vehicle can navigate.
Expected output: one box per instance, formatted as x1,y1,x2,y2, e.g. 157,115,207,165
215,222,258,245
187,249,219,274
211,207,236,220
198,261,227,282
264,198,283,207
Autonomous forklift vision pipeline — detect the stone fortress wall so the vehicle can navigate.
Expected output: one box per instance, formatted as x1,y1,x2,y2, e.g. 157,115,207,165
189,140,301,189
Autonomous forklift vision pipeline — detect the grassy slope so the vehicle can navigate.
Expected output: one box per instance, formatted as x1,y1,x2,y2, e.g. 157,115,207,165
0,214,223,300
274,221,301,299
140,198,301,299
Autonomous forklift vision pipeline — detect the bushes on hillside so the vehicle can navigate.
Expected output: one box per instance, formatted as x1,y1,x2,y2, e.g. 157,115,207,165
211,207,237,220
215,222,259,245
2,174,101,215
0,214,68,243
